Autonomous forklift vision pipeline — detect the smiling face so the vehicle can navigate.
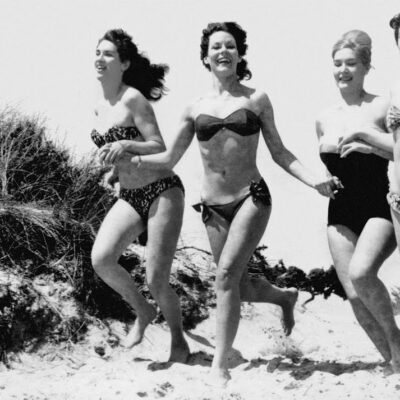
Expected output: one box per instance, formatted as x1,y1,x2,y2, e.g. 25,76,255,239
203,31,241,77
333,48,368,92
95,39,129,82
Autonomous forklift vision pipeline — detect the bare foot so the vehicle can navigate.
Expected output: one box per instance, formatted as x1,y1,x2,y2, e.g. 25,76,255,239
281,288,298,336
207,367,231,388
168,337,190,363
122,306,157,348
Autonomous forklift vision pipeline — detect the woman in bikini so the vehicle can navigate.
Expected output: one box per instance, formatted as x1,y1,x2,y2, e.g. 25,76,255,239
90,29,189,363
116,22,337,385
317,29,400,372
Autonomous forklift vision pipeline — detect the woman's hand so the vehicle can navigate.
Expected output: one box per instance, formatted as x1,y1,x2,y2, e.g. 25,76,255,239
101,167,119,191
337,132,362,149
313,176,344,199
98,141,127,165
339,140,372,158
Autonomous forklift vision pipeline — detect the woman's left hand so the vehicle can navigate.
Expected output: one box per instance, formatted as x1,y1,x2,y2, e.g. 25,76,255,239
337,132,361,149
339,140,372,158
98,141,126,165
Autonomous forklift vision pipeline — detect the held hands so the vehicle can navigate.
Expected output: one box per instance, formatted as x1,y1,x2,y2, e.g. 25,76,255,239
313,175,344,199
102,167,119,190
98,141,127,165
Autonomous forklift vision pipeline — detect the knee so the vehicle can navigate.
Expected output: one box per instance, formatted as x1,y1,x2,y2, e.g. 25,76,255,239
349,262,374,288
215,264,241,293
91,247,115,276
147,271,169,296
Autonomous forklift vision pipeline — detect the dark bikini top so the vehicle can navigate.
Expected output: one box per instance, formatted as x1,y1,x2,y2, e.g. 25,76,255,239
91,125,141,148
194,108,261,141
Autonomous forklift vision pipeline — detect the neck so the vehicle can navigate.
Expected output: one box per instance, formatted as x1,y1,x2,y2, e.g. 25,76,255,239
340,87,366,106
211,72,240,94
99,78,123,102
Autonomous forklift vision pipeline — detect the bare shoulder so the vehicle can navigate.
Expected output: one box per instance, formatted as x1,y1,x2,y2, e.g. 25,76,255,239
369,93,389,110
182,98,203,121
121,86,147,104
315,105,338,135
316,106,332,125
249,89,273,116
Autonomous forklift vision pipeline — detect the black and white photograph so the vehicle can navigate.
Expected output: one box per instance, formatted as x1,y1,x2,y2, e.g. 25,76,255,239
1,0,400,398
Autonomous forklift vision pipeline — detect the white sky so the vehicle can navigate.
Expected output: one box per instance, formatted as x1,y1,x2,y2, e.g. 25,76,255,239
1,0,400,271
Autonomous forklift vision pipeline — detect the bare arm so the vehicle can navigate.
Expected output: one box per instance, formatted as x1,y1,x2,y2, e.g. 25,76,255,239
337,96,393,157
122,92,166,155
338,128,393,158
117,105,196,170
99,91,166,165
260,93,322,188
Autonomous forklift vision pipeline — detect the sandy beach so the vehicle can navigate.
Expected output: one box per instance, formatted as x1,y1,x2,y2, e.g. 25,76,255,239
2,289,400,400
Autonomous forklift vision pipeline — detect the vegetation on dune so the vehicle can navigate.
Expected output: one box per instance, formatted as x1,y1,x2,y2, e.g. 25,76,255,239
0,106,347,362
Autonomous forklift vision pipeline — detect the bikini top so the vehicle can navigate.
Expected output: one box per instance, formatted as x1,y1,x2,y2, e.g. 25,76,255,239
91,125,141,148
387,105,400,132
194,108,261,142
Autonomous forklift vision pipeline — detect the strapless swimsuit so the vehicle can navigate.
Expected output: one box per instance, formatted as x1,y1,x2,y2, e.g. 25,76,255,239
192,109,270,223
320,152,391,235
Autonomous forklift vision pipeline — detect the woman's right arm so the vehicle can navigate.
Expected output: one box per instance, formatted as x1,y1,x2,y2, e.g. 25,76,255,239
119,105,196,170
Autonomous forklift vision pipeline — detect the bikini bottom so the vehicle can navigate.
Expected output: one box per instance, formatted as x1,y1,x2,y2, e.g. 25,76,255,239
192,178,271,224
119,175,184,223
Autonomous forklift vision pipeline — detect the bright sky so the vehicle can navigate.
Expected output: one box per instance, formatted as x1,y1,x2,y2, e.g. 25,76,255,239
1,0,400,270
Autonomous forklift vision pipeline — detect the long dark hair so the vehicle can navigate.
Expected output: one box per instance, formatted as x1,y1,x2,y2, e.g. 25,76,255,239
200,22,252,81
390,13,400,45
99,29,169,101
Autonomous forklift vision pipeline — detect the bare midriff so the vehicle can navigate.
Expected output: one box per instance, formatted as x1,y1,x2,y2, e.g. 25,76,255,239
199,129,262,203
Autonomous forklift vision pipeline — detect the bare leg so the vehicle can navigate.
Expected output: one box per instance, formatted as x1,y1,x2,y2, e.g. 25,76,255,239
206,207,298,336
146,187,189,363
209,198,271,385
328,224,391,362
91,200,156,348
240,272,298,335
349,218,400,371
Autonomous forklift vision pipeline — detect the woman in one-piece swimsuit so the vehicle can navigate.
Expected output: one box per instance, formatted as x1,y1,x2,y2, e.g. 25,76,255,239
118,22,338,386
90,29,189,363
316,29,400,372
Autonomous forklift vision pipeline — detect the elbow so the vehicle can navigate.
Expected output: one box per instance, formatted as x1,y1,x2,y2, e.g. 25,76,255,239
151,142,166,154
164,153,176,169
271,149,286,166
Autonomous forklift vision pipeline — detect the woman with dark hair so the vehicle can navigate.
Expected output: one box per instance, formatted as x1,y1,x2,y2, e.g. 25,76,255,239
90,29,189,363
116,22,337,384
317,29,400,372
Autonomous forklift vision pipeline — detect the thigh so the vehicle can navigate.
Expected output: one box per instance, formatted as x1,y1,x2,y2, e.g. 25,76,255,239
351,218,396,276
145,187,184,279
204,210,231,264
327,224,358,296
92,199,145,259
218,197,271,275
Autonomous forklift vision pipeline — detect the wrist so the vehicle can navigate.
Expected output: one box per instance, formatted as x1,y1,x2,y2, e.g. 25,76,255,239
132,154,142,168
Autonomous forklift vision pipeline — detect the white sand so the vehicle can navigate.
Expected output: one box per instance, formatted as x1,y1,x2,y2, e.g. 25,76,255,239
2,292,400,400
